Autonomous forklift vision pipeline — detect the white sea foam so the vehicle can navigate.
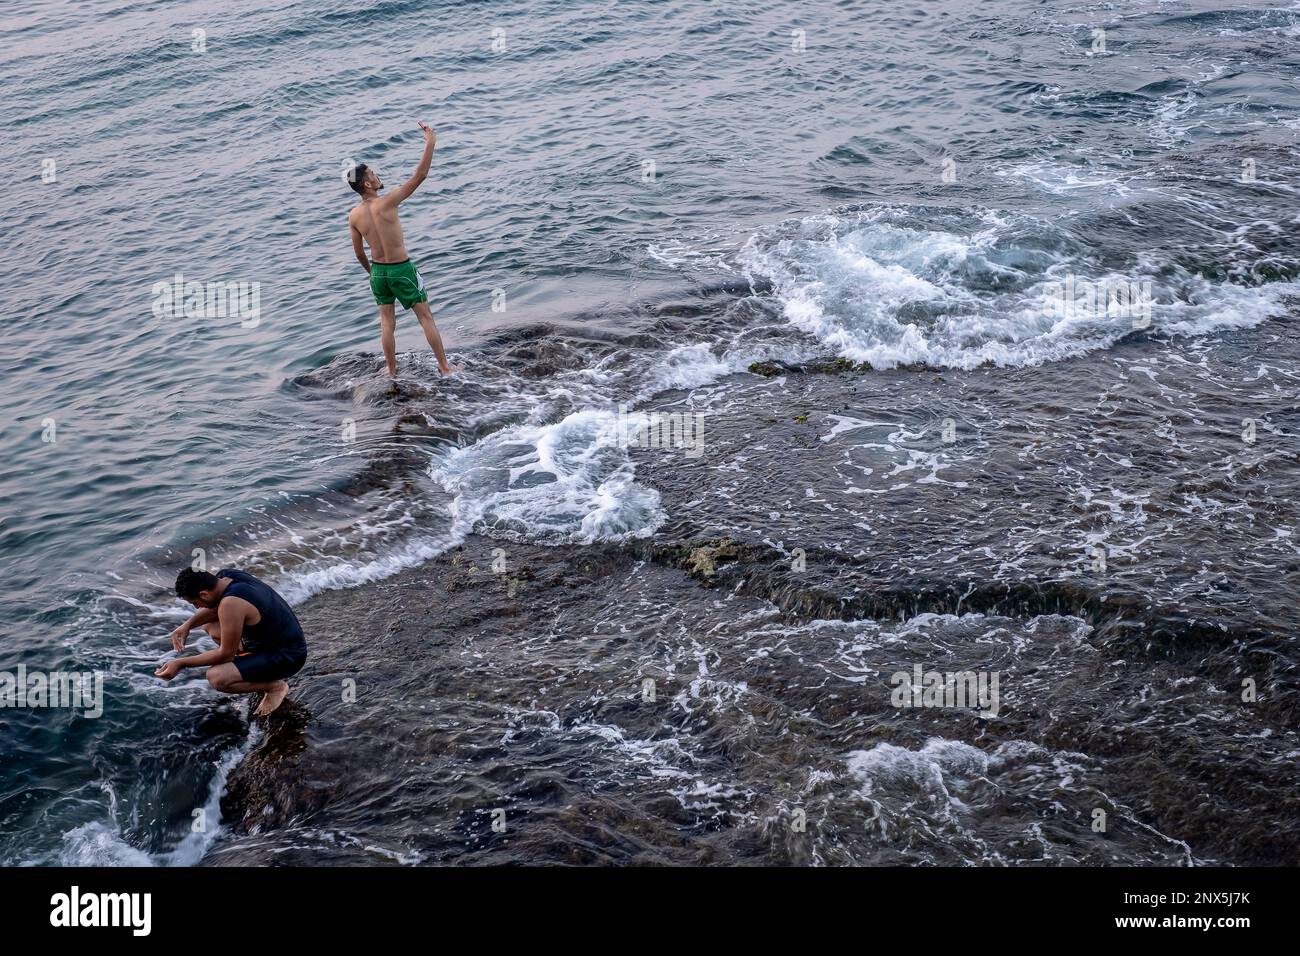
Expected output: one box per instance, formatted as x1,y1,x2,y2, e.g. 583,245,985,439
54,816,155,867
50,731,256,867
177,329,783,611
273,524,472,605
847,738,991,804
995,161,1132,196
431,406,664,545
160,732,257,866
739,207,1300,370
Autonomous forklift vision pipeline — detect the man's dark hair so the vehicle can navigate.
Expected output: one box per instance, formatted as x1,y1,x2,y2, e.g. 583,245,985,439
348,162,369,195
175,567,218,600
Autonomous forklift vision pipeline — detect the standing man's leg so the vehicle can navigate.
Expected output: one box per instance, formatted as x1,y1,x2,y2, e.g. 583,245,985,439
411,301,454,374
379,303,398,377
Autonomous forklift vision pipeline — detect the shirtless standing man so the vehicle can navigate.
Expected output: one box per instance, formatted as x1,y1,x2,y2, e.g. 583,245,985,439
347,122,455,377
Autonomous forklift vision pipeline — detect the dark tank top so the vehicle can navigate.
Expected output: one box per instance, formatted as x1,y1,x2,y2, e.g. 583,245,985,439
218,568,305,653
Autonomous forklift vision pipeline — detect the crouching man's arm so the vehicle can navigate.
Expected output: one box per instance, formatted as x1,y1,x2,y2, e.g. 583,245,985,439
155,598,249,680
169,606,217,651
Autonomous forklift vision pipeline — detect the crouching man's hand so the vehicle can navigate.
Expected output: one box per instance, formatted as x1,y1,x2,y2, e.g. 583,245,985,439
169,624,190,652
154,659,184,681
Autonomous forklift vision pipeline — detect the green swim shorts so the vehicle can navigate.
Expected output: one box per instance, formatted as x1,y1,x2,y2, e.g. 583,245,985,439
369,259,428,309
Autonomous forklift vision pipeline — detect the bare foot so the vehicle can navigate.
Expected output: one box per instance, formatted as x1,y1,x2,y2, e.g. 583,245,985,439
439,363,461,376
254,681,290,717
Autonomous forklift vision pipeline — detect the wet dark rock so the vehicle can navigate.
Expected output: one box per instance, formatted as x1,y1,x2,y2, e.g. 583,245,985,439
748,356,869,377
653,538,745,579
209,324,1300,866
217,702,318,838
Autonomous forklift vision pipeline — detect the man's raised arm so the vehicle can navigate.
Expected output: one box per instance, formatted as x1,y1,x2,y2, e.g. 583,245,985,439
388,122,436,204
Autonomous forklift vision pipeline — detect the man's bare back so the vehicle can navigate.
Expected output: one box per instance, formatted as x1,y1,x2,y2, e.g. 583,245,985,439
346,122,456,378
348,192,410,264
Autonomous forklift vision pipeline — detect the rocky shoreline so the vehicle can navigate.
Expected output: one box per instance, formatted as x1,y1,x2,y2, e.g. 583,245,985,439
209,328,1300,866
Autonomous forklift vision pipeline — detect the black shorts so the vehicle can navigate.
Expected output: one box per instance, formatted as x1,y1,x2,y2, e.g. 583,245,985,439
233,646,306,683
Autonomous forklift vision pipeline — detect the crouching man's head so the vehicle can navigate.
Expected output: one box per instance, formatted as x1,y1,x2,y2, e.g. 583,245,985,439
175,567,222,608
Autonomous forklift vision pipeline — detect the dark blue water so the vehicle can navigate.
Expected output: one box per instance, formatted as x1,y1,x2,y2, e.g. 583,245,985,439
2,0,1299,864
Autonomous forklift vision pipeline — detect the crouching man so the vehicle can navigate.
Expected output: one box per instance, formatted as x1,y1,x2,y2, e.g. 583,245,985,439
156,567,307,717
